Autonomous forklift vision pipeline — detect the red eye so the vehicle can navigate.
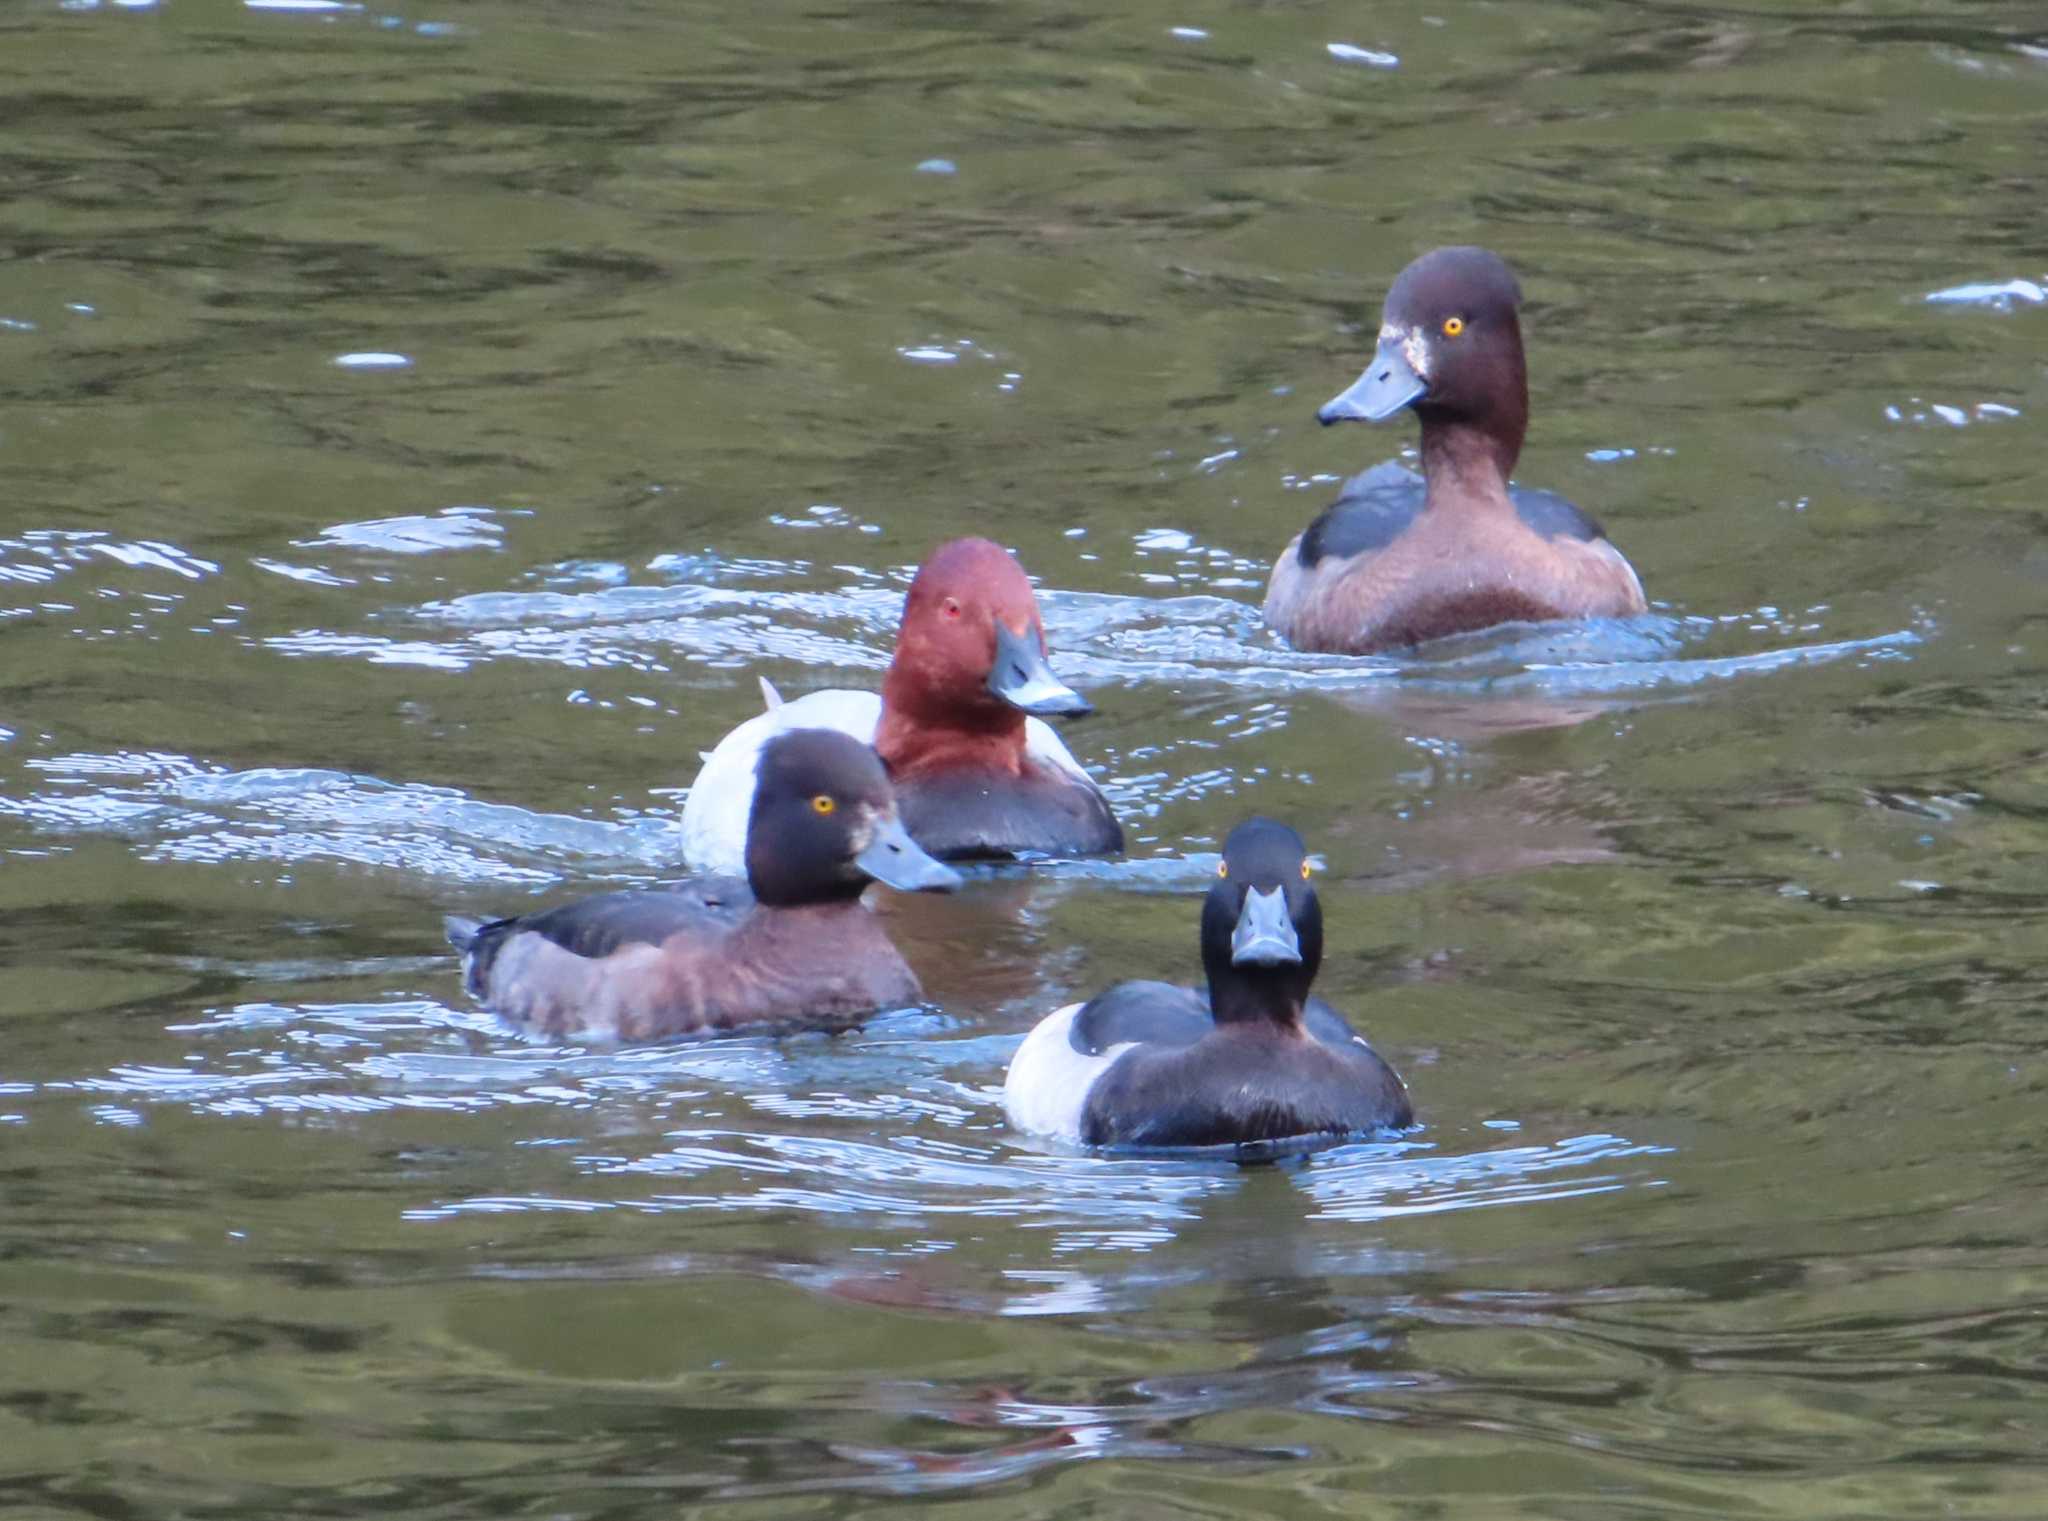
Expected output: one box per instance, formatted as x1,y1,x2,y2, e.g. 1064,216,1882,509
942,598,962,620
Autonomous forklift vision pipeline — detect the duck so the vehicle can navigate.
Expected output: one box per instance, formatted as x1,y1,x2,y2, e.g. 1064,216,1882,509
446,727,961,1042
1003,817,1412,1152
681,536,1123,874
1264,246,1648,654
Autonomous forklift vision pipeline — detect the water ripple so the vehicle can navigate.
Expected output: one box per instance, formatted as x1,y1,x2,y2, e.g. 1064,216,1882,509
2,751,680,881
301,508,503,556
35,1004,1669,1244
388,564,1922,702
1302,1132,1672,1221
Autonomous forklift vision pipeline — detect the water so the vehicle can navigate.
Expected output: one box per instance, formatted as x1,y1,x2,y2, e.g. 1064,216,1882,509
4,0,2047,1514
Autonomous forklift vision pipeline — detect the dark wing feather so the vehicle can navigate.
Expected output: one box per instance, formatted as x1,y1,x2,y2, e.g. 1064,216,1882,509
1298,459,1607,566
1301,996,1363,1050
1509,486,1605,543
1297,462,1424,568
512,883,749,959
1069,980,1210,1054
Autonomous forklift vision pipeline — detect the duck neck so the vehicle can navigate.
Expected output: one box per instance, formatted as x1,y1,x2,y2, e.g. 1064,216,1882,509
1204,964,1311,1032
876,667,1027,779
734,894,873,948
1416,353,1527,510
1418,415,1522,510
743,852,871,909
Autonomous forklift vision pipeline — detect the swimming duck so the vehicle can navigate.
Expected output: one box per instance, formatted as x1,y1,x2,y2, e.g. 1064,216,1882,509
682,537,1123,873
1003,817,1411,1152
447,728,961,1042
1264,246,1648,654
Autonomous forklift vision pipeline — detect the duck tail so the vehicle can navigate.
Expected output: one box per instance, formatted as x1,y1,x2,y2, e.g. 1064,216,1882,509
443,914,518,1000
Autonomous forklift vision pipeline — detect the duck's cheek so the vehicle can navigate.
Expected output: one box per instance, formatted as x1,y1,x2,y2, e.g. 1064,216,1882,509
847,816,876,857
1400,328,1433,385
918,626,980,685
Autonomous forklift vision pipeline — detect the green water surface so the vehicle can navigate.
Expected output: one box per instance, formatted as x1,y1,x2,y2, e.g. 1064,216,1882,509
2,1,2046,1516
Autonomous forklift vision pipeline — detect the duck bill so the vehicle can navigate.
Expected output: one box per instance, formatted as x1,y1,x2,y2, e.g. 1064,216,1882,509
1230,885,1302,967
854,814,963,893
1317,337,1427,425
987,620,1092,718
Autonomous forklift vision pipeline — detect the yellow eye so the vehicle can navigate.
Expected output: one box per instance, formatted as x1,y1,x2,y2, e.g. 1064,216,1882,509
1301,860,1313,879
1442,316,1465,337
811,795,836,816
1216,861,1228,879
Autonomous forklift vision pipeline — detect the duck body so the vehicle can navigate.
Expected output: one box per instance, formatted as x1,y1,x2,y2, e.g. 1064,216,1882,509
1266,460,1644,653
682,538,1122,875
448,885,921,1043
1003,817,1412,1154
1006,984,1410,1150
1264,246,1647,655
450,727,960,1043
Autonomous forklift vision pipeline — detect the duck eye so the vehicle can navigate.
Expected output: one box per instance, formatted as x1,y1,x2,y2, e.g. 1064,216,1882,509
1216,861,1228,879
1300,860,1313,880
1441,315,1465,338
811,795,837,816
941,598,962,620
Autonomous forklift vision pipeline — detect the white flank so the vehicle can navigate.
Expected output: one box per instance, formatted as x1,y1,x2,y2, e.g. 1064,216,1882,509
1003,1003,1135,1143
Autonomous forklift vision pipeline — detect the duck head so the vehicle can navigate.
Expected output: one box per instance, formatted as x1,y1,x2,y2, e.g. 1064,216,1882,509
745,728,963,904
1200,816,1324,1024
880,537,1090,742
1318,246,1531,474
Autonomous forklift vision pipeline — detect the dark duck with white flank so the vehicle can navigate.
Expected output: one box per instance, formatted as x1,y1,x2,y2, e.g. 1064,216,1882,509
1003,817,1412,1153
447,728,960,1043
1265,246,1648,654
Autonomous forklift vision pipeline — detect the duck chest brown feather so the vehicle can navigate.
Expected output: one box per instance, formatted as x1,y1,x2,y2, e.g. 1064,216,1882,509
1264,494,1646,655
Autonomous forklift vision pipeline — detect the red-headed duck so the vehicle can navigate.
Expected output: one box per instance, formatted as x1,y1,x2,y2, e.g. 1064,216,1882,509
447,728,960,1042
1265,246,1648,654
682,537,1122,873
1004,817,1411,1153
